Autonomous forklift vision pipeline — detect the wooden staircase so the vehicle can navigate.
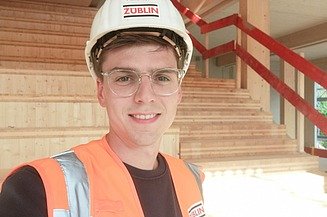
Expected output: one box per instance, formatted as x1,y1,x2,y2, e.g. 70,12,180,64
0,0,94,71
0,0,318,181
175,66,318,172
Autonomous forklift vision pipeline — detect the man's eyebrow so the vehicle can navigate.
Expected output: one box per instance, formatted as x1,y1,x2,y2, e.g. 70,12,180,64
106,67,136,71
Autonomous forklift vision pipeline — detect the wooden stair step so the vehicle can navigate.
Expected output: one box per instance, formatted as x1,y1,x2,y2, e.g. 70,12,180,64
182,88,251,96
177,122,285,131
181,141,297,151
181,138,297,150
176,110,271,116
182,86,248,93
0,42,84,64
0,28,88,47
181,92,251,99
0,94,97,103
0,68,89,76
183,77,235,83
177,108,260,113
180,136,296,148
0,60,88,72
181,135,295,143
0,69,94,101
187,154,319,173
174,115,273,122
180,137,297,158
0,16,91,34
181,144,297,152
0,126,107,139
179,129,287,139
181,147,298,159
186,72,203,78
182,83,236,89
182,79,235,87
0,5,92,24
0,102,107,128
179,102,261,109
0,0,97,17
180,97,260,103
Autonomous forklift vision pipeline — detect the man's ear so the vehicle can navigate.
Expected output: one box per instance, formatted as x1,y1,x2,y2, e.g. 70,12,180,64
96,79,106,107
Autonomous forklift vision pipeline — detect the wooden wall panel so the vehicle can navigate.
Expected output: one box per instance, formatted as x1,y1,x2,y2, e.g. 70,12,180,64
0,72,96,100
0,0,180,183
0,129,179,175
0,102,107,128
0,136,100,169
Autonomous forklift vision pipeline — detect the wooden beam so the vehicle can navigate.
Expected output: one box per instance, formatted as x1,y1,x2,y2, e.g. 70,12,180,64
199,0,238,19
185,0,238,27
277,22,327,49
180,0,208,13
280,59,297,139
297,53,305,152
193,0,207,14
312,57,327,71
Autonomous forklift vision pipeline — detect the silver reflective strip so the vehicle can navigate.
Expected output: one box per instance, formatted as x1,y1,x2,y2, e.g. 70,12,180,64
53,209,70,217
185,162,204,199
53,150,90,217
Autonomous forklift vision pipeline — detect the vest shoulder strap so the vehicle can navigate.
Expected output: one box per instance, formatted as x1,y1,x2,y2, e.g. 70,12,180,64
162,154,205,216
52,150,90,217
27,157,69,217
184,162,204,199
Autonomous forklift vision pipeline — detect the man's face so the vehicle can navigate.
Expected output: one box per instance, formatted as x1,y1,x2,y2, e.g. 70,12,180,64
97,44,182,148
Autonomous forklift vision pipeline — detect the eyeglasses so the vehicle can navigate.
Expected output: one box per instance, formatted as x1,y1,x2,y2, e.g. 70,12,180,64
101,68,184,97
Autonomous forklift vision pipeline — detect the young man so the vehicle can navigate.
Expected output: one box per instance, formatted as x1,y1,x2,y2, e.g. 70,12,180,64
0,0,205,216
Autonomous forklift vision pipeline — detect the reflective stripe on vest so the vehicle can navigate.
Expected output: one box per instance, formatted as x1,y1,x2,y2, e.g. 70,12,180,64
52,151,203,217
184,162,203,200
52,151,90,217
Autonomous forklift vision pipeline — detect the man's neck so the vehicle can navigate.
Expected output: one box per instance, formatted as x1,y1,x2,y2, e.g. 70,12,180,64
106,133,161,170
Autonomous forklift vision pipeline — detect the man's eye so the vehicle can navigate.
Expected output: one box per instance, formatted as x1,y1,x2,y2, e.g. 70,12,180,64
111,71,138,84
116,76,132,82
157,75,171,81
153,73,172,82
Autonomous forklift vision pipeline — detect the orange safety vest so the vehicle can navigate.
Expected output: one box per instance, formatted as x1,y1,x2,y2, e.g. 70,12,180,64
10,136,205,217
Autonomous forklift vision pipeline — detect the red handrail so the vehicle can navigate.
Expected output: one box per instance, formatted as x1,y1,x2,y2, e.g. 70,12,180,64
234,43,327,135
171,0,327,157
234,16,327,89
305,147,327,158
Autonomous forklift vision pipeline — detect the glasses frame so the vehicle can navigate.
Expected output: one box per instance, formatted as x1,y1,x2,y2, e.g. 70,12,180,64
101,67,184,97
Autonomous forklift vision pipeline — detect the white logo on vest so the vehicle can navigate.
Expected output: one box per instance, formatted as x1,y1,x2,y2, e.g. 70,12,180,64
188,201,205,217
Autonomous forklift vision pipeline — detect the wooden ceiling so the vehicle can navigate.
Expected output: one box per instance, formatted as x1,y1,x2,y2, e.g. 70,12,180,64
179,0,237,19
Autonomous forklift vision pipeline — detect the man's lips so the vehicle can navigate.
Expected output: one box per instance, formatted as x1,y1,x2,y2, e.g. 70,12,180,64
129,113,161,120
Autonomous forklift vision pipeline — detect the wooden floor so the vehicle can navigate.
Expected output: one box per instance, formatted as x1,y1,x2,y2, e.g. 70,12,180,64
0,0,320,183
203,170,327,217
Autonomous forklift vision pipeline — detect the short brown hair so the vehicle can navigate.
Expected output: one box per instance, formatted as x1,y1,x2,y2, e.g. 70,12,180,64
98,34,181,79
90,29,187,80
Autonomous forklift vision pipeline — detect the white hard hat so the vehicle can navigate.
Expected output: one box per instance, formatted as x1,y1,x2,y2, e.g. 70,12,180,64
85,0,193,80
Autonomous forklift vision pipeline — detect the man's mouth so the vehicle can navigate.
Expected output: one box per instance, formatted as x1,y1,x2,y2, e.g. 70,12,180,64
129,113,160,120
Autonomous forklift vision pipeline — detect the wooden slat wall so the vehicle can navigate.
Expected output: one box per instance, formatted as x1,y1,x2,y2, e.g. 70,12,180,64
0,1,180,181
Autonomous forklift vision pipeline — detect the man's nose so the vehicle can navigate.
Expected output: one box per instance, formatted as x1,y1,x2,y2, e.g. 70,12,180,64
134,75,156,103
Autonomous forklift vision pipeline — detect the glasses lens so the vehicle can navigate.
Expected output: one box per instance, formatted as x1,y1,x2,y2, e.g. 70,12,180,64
108,70,139,96
151,68,181,96
103,68,182,97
